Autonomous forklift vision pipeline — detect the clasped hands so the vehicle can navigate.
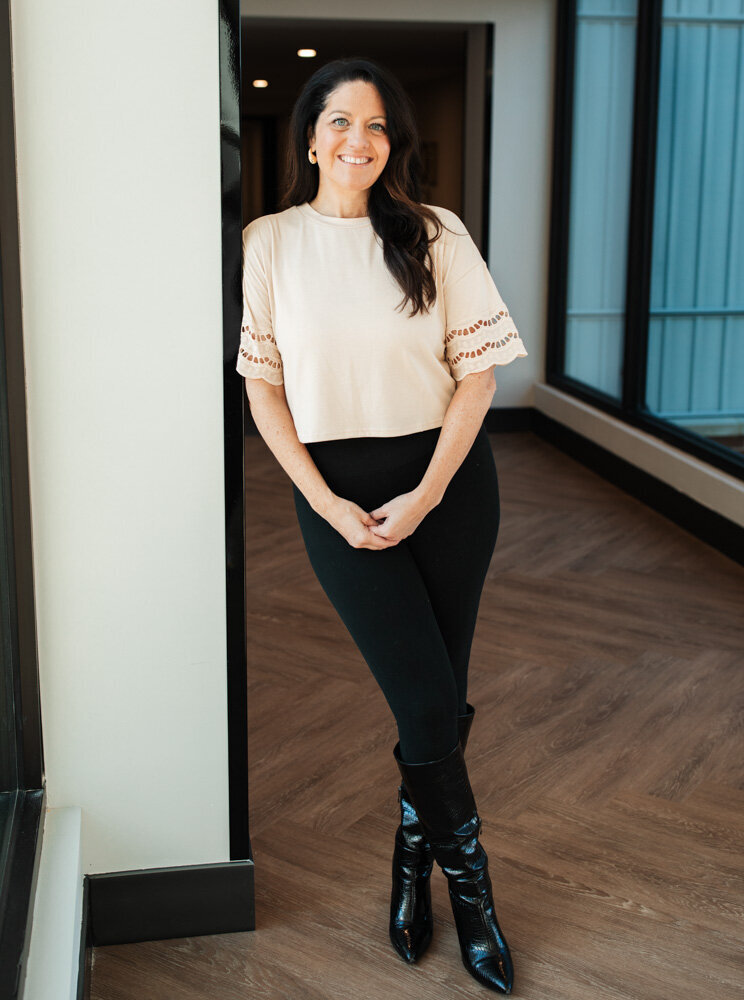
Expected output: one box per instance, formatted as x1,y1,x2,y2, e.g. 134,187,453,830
326,487,437,550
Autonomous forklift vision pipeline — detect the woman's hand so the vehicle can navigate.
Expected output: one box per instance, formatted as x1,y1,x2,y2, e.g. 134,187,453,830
325,496,401,550
367,489,435,545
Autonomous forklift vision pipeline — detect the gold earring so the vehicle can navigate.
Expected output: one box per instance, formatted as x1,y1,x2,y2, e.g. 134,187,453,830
308,149,317,164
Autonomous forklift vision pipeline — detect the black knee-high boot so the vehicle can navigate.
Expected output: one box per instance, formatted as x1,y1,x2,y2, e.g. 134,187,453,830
393,739,514,994
388,704,475,963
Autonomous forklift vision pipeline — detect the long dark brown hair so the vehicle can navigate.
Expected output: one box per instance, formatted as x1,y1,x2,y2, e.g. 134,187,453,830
279,57,455,318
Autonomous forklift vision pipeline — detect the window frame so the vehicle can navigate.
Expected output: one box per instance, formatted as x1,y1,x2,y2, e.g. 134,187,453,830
546,0,744,481
0,0,47,990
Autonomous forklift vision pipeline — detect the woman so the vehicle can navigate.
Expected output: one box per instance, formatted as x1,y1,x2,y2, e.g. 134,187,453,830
236,56,527,995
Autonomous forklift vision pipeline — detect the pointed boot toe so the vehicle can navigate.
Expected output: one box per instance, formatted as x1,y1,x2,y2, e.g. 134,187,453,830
469,950,514,994
389,911,433,964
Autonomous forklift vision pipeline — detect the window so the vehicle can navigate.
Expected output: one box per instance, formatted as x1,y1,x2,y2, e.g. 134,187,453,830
564,0,638,400
548,0,744,479
645,0,744,455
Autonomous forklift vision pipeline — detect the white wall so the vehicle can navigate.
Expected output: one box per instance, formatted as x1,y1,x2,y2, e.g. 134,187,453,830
242,0,556,408
11,0,231,873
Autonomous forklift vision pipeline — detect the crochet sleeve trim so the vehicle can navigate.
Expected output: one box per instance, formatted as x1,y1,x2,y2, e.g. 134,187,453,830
445,308,528,381
236,323,284,386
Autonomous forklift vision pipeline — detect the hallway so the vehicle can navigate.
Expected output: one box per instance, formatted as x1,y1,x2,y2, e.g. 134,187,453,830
90,431,744,999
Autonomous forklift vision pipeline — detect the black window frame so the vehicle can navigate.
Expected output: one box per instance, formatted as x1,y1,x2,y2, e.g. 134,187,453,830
546,0,744,482
0,1,47,994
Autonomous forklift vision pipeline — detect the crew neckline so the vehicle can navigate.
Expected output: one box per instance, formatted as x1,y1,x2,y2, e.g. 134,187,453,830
297,201,372,228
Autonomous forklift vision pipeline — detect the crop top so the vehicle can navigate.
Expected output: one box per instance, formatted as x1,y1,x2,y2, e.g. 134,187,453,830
235,200,528,443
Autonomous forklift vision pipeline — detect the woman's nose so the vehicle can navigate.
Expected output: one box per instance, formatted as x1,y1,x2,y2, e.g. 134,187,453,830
347,126,371,148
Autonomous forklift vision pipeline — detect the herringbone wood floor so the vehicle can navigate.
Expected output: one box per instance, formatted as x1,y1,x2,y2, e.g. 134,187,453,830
91,431,744,999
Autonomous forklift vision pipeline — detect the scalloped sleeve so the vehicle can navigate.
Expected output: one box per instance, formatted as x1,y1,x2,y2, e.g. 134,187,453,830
441,220,527,381
235,224,284,385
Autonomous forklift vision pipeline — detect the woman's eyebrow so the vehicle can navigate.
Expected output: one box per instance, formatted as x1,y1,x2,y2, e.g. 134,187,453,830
327,109,386,119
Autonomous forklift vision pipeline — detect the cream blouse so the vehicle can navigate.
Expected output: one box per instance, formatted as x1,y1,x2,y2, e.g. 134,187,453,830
236,201,527,443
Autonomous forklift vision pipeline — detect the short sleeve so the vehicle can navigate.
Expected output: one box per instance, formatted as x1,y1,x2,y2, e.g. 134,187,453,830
440,214,528,381
235,223,284,386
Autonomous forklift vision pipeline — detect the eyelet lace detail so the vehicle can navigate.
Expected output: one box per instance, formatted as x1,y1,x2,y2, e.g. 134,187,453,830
237,323,283,383
445,310,517,354
445,309,526,380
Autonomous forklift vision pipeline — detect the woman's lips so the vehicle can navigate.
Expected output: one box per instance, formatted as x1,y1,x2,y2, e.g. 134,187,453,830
337,155,372,166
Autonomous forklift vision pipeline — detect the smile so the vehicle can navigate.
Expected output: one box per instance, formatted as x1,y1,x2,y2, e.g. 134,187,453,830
338,155,372,165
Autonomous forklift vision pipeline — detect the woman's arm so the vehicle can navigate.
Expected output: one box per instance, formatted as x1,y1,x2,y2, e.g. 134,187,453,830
413,368,497,512
244,379,397,550
244,379,336,516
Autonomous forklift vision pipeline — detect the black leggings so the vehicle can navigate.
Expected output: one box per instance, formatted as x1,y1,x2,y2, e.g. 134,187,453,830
292,421,500,764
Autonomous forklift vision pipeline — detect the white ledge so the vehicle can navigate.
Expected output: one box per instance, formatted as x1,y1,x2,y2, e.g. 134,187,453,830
534,383,744,529
23,807,83,1000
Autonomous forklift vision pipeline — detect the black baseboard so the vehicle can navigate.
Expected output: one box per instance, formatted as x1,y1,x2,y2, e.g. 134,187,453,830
79,860,255,994
85,860,255,947
79,876,91,1000
483,406,534,432
531,410,744,567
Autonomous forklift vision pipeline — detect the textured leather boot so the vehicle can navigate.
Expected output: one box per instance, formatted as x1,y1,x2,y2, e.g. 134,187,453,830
389,704,475,963
393,739,514,994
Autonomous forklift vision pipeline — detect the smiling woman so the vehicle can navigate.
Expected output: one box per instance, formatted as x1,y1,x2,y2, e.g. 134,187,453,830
239,56,527,995
307,81,391,217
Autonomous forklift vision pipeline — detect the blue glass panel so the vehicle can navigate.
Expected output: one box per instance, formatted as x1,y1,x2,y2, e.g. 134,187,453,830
646,0,744,453
564,0,639,399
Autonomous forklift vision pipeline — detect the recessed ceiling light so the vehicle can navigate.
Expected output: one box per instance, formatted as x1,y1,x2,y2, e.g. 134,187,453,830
297,48,317,58
252,79,268,88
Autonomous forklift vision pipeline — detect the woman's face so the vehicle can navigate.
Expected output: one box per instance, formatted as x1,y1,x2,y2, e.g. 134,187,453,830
308,79,391,195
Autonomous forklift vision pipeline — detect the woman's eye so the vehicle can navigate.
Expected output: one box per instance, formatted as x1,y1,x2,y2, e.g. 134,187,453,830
331,117,386,132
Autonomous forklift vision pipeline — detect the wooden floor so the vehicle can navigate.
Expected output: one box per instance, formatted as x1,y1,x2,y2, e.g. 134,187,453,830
90,431,744,999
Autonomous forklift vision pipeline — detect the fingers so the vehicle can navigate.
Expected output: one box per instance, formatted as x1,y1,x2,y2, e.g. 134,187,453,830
358,526,397,549
361,515,384,526
346,501,398,549
366,526,399,548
